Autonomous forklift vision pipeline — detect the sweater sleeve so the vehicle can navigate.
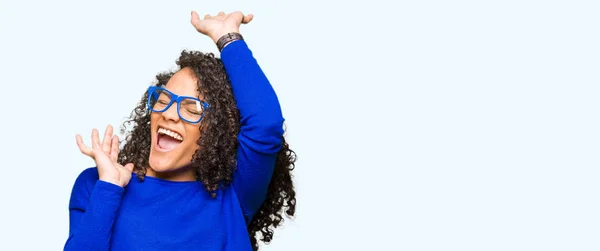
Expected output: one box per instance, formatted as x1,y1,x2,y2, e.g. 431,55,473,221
64,167,124,251
220,40,284,222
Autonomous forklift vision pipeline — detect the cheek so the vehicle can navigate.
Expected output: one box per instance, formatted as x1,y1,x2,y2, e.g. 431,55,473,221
182,125,201,157
150,113,160,128
183,142,200,161
150,113,160,140
185,124,202,142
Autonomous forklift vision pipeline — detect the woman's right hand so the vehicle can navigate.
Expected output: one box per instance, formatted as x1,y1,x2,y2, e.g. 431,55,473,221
76,125,134,187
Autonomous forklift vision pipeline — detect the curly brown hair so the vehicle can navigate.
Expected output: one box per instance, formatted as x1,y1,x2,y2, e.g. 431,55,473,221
117,50,296,250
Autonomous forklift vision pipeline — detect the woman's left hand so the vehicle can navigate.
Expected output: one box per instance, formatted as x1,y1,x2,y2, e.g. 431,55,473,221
191,11,254,43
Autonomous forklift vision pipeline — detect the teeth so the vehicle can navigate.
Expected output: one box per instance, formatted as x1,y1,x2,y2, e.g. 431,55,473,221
158,128,183,141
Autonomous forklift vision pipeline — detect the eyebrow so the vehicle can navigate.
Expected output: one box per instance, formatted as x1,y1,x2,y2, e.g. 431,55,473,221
159,91,173,98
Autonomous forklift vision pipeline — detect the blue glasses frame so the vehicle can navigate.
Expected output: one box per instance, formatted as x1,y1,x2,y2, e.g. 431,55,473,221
147,86,210,124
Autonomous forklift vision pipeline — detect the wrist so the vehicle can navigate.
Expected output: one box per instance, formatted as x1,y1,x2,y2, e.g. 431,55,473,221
215,32,244,52
100,177,122,187
211,29,240,44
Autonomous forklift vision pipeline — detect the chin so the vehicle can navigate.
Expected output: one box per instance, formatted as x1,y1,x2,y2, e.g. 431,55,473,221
148,155,174,173
148,150,196,180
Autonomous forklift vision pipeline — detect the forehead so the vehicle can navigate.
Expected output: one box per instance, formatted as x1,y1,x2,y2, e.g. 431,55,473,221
164,67,200,97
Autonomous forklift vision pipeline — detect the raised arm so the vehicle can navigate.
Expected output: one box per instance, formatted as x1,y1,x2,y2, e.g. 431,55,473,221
191,11,284,221
222,40,284,221
65,126,134,250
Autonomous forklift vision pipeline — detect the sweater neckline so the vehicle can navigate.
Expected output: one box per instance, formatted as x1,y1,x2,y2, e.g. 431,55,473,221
133,173,202,186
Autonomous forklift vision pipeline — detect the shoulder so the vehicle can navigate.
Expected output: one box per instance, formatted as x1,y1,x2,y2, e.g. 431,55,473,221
68,167,100,208
76,167,100,182
72,167,99,194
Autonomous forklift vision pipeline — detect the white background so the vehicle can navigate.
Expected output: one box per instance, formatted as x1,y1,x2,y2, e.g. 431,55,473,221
1,0,599,250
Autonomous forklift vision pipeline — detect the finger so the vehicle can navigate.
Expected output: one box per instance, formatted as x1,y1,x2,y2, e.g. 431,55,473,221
110,135,119,162
218,11,225,16
76,134,93,156
191,11,200,26
101,125,113,154
204,14,211,19
242,14,254,24
124,163,135,173
91,128,101,149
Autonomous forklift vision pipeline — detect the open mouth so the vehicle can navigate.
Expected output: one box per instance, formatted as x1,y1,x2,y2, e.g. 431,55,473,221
156,127,184,151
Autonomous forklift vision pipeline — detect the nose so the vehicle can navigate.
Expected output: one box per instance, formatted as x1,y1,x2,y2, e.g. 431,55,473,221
161,102,180,122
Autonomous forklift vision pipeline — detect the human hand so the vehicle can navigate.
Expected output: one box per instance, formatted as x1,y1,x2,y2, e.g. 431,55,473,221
190,11,254,43
76,125,134,187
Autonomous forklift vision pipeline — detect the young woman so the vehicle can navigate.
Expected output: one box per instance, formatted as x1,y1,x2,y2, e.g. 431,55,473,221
64,10,296,251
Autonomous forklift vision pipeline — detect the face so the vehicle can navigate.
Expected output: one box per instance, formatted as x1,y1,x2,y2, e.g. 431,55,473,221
147,67,203,181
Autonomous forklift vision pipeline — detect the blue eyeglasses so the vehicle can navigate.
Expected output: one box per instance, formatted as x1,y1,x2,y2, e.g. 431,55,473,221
147,86,210,124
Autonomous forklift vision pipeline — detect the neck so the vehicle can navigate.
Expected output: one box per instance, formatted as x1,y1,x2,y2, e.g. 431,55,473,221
145,165,196,182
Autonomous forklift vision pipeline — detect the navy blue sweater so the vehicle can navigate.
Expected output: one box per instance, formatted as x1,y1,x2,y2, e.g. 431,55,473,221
64,40,284,250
